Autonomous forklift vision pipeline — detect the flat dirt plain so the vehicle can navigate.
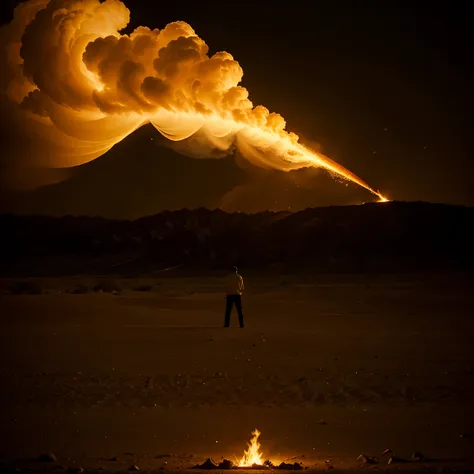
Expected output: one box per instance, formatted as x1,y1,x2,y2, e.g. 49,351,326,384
1,273,473,473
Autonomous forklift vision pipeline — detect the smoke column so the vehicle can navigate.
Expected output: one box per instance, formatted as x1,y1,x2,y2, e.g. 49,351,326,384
0,0,386,200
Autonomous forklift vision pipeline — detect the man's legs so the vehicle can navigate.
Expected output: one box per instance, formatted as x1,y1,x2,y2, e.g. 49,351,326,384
224,295,233,327
235,295,244,328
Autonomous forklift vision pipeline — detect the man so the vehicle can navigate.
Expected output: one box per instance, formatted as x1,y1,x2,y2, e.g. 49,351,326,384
224,266,244,328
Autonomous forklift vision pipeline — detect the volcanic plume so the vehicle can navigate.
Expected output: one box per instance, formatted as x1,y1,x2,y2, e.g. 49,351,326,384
0,0,385,200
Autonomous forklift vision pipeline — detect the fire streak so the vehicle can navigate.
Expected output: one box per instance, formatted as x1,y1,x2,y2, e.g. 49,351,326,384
148,110,386,201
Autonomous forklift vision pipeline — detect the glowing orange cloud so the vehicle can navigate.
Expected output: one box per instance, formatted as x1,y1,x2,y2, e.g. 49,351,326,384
0,0,386,200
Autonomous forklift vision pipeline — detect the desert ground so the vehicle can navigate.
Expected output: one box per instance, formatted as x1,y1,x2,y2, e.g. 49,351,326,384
0,273,473,473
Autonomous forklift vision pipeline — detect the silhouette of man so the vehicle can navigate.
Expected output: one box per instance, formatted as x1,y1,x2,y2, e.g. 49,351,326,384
224,266,244,328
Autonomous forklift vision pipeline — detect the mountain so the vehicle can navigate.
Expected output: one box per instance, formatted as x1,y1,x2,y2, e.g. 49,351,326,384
1,201,473,276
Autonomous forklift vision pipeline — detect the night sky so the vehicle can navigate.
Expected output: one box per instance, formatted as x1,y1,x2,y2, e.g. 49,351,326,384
0,1,472,218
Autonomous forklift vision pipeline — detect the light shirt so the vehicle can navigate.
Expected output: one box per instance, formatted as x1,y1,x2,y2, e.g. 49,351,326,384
224,272,244,295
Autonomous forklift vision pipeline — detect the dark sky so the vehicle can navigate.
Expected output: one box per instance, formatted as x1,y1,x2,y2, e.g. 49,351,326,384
0,1,472,218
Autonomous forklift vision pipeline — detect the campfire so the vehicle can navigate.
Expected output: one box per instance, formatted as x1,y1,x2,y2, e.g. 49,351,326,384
193,429,306,470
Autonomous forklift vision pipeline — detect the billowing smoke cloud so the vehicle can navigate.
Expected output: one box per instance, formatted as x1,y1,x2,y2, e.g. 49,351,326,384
0,0,384,199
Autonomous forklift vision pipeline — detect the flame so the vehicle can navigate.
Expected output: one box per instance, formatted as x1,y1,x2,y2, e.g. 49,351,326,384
0,0,388,202
147,109,387,201
239,429,264,467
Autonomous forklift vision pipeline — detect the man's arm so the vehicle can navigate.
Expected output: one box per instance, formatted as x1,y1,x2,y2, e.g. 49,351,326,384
239,276,244,292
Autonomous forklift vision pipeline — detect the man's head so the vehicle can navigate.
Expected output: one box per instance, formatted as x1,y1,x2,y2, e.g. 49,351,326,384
232,266,238,273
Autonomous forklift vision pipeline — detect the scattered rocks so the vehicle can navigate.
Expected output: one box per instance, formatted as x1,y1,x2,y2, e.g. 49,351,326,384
387,456,405,464
108,456,120,462
70,284,90,294
412,451,425,461
381,448,392,456
317,419,328,425
35,452,57,463
357,454,377,464
128,465,140,471
93,279,121,294
212,372,226,378
219,459,234,469
324,460,333,470
193,458,219,469
277,461,305,470
132,284,153,292
192,458,306,470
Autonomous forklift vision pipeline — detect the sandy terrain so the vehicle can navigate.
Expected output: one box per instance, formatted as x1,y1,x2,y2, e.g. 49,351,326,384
0,273,473,473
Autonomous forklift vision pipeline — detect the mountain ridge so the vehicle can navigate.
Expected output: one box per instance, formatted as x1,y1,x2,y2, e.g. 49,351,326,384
1,201,472,276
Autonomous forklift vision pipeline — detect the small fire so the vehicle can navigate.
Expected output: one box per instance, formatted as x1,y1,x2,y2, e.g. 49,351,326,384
239,429,264,467
192,429,305,470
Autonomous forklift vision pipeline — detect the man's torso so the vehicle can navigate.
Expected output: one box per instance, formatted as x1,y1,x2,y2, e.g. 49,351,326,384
224,273,244,295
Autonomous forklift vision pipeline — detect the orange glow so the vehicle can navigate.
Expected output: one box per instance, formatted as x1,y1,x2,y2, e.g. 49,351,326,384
1,0,388,201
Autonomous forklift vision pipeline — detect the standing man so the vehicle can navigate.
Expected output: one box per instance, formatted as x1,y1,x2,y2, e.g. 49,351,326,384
224,266,244,328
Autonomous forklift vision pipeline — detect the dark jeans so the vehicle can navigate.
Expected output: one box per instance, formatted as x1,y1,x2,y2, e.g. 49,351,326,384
224,294,244,327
